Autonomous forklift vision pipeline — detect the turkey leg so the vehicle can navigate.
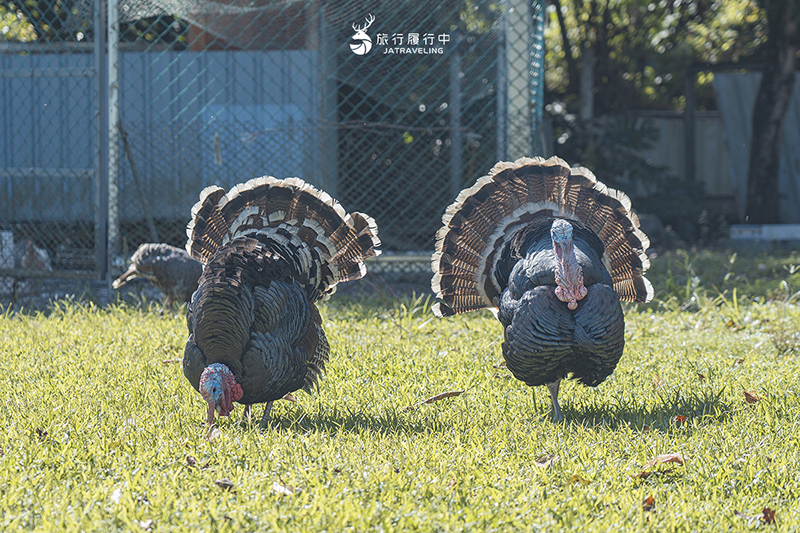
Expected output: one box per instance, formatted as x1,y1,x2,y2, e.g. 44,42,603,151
240,404,252,424
259,401,274,429
547,380,563,421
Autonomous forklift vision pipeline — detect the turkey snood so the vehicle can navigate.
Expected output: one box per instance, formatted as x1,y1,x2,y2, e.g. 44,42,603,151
551,219,587,311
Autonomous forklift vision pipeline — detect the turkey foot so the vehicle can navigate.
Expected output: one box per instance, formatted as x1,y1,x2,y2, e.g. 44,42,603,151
547,380,563,422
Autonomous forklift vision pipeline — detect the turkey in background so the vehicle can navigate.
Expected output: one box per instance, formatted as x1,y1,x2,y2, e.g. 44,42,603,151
183,176,380,428
431,156,652,421
112,243,203,310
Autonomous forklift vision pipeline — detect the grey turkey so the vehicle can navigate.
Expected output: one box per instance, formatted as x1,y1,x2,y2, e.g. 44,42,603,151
182,176,380,428
431,156,652,421
112,243,203,307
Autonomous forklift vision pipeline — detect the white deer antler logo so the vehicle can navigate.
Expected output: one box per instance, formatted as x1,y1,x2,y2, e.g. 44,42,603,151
349,14,375,56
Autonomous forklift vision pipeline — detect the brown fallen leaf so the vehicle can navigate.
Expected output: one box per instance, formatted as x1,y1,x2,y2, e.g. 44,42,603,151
744,390,761,404
186,455,197,467
633,453,685,478
674,415,687,424
642,495,655,511
406,390,465,410
566,474,590,485
215,478,235,492
281,393,296,402
271,480,295,495
160,358,182,364
735,508,777,525
696,372,705,381
643,453,685,469
734,358,745,367
206,425,221,442
652,376,665,389
534,454,558,468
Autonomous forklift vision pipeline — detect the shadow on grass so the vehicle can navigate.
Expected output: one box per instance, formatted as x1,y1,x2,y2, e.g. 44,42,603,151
242,404,447,437
561,385,735,431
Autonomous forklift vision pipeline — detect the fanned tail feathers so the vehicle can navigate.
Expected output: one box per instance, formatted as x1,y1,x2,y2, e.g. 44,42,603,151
431,156,652,317
187,176,381,300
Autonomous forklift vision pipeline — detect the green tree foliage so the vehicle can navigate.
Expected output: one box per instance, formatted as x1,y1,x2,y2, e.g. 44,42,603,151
1,2,35,41
544,0,766,113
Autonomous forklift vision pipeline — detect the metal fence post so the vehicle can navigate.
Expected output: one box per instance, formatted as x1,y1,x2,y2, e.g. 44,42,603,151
107,0,121,278
94,0,109,280
506,0,531,159
530,0,545,156
449,32,462,200
497,6,508,162
319,6,339,196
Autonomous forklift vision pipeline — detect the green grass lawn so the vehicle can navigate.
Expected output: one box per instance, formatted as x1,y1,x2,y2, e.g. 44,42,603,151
2,249,800,531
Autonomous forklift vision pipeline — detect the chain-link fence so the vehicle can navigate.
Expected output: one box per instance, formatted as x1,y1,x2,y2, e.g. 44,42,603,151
1,0,544,292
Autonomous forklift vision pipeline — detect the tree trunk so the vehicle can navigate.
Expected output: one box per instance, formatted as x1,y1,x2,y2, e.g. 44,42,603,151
552,0,580,96
745,2,799,223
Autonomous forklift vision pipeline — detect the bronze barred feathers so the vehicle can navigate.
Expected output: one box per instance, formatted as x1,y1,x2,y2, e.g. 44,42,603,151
186,176,381,301
431,156,652,317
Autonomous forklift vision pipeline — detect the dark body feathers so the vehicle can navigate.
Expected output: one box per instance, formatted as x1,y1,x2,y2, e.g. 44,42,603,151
113,243,203,305
432,156,651,419
182,176,379,422
497,219,624,387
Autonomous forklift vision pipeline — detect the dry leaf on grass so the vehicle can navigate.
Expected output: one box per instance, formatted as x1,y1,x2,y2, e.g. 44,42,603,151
406,390,465,410
186,455,197,467
160,358,181,364
633,453,685,478
534,454,558,469
734,507,776,525
566,474,590,486
696,372,705,381
642,495,655,511
215,478,235,492
674,415,687,424
744,390,762,404
734,358,745,367
652,377,665,389
281,393,296,402
644,453,684,469
206,425,221,442
271,480,295,495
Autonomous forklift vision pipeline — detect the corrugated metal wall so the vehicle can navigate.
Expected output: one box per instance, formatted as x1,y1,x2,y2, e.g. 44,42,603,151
118,50,318,222
714,72,800,223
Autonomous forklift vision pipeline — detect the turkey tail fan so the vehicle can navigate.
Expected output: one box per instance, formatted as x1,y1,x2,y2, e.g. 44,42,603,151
431,156,652,317
186,176,381,299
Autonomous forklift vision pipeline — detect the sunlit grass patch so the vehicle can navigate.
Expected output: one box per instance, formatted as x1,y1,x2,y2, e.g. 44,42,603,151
1,250,800,531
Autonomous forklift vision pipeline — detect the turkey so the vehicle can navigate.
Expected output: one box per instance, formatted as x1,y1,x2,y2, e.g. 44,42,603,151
182,176,380,428
431,156,652,421
112,243,203,308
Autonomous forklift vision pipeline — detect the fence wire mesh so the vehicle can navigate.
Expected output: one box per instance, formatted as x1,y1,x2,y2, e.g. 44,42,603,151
0,0,98,288
1,0,544,293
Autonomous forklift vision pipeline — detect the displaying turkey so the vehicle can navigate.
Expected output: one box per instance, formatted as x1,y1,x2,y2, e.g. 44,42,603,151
182,176,380,428
112,243,203,307
431,156,652,421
